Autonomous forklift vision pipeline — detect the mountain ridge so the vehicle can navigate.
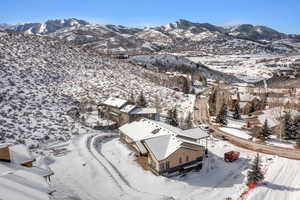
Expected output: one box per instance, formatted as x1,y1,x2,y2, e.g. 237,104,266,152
2,18,300,55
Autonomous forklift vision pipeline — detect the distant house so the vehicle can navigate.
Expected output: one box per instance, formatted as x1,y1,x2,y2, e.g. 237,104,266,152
99,97,159,126
119,119,209,176
0,143,54,198
0,143,35,167
230,92,262,115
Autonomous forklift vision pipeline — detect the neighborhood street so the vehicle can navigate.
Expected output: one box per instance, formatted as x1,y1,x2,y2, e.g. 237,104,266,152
194,93,300,160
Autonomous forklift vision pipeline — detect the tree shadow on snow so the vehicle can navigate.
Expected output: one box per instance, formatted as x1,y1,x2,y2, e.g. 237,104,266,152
171,152,250,188
263,181,300,192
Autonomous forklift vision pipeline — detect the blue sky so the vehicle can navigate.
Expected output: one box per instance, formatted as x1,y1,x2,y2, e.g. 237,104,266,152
1,0,299,33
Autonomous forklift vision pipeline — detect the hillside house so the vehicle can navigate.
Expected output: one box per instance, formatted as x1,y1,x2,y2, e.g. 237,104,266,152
99,97,159,126
0,143,54,186
119,119,209,176
230,92,262,115
0,143,36,167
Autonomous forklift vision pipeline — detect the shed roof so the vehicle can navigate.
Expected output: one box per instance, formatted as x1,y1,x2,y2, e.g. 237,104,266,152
103,97,127,108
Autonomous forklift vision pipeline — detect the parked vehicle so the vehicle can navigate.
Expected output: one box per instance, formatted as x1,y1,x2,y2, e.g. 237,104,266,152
224,151,240,162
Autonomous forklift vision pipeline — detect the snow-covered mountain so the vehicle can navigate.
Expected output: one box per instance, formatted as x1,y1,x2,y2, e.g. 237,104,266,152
5,18,88,35
225,24,285,41
3,18,300,55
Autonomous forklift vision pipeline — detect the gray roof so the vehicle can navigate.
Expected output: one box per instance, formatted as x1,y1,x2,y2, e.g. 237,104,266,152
103,97,127,108
129,107,157,115
143,134,182,161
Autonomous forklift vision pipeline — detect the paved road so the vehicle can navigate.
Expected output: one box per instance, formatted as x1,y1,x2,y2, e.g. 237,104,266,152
194,93,300,160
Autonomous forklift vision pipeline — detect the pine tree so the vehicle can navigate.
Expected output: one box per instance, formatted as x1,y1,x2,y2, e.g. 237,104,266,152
208,86,218,115
296,133,300,148
182,78,190,94
247,153,264,185
171,107,179,127
166,109,173,125
233,102,241,120
184,112,193,129
136,91,147,107
257,119,272,141
166,107,179,127
282,112,299,139
215,103,228,125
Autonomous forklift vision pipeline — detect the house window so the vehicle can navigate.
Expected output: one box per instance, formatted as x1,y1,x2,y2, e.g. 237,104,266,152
186,156,189,162
179,157,182,164
166,161,170,169
160,163,166,171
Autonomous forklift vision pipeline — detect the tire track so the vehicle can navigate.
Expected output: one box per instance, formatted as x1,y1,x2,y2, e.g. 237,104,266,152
87,134,173,200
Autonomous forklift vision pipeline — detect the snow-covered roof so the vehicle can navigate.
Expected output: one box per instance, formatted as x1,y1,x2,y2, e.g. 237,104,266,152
179,128,209,140
0,173,51,200
9,144,35,165
135,141,148,154
239,93,258,102
119,119,205,161
129,107,157,115
0,143,11,148
120,104,136,113
102,97,128,108
119,119,172,142
143,134,182,161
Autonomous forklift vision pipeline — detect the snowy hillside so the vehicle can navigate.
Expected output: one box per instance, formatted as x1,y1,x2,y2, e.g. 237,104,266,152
0,32,194,147
3,18,300,55
129,54,242,83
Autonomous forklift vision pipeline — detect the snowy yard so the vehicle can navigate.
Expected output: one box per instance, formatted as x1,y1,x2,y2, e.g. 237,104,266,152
47,132,300,200
219,118,252,140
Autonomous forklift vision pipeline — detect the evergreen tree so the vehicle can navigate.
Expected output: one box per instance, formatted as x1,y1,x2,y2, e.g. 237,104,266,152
182,78,190,94
282,112,299,139
208,87,218,115
166,109,173,125
166,107,179,127
171,107,179,127
184,112,193,129
296,132,300,148
257,119,272,141
215,103,228,125
233,102,241,120
247,153,264,185
136,91,147,107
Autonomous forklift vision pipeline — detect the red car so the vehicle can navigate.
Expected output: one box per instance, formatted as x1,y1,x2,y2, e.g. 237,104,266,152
224,151,240,162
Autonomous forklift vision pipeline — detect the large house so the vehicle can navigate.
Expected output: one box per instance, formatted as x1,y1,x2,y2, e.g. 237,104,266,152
119,119,209,176
99,97,159,126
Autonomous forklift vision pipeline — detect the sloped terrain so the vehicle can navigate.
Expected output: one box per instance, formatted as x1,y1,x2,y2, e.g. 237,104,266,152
129,54,242,83
0,32,193,147
3,18,300,55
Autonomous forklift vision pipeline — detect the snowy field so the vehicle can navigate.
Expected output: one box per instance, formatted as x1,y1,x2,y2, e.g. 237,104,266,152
48,132,300,200
219,118,252,140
